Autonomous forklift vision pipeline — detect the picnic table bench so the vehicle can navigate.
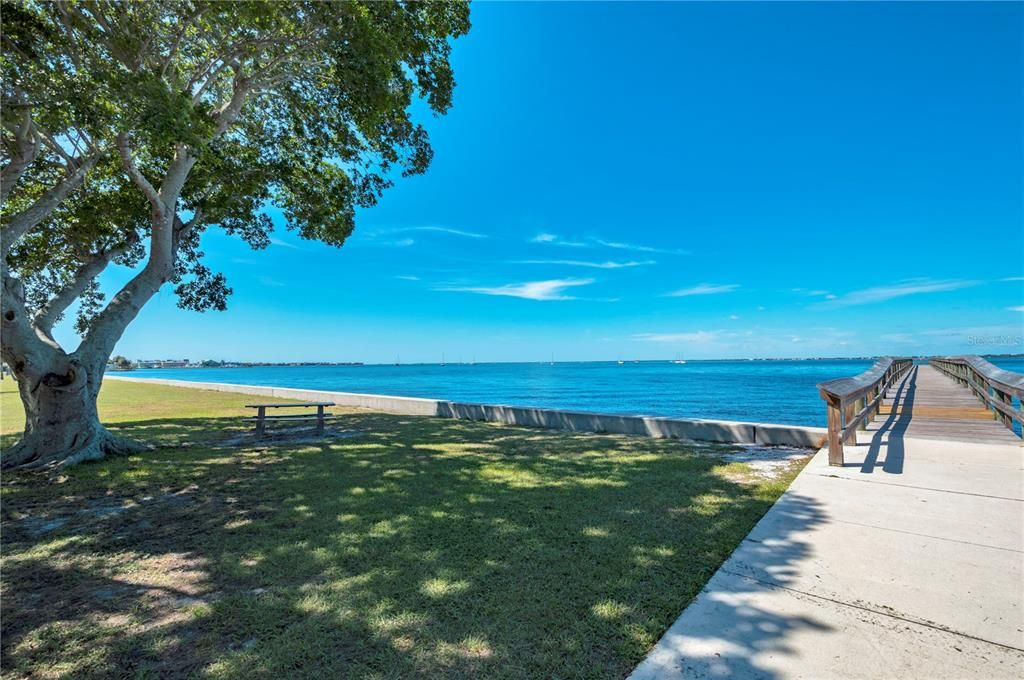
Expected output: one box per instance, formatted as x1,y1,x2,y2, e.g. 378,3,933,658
245,402,335,437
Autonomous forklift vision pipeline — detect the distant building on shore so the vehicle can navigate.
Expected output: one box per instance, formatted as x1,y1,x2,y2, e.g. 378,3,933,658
135,359,191,369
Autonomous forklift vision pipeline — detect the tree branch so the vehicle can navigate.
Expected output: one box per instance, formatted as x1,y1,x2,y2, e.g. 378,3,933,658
54,1,83,70
78,202,203,365
82,141,200,364
32,238,136,335
1,151,100,259
0,266,65,380
158,144,197,209
212,71,253,137
1,108,40,204
24,121,79,168
191,55,237,104
76,250,167,365
117,133,162,214
186,207,205,231
160,5,204,81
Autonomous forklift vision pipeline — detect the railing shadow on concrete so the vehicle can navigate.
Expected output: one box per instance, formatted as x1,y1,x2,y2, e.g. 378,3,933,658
859,368,917,475
816,357,914,466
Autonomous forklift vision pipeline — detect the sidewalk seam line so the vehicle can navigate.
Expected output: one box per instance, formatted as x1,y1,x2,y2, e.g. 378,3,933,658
718,567,1024,655
805,473,1024,502
825,518,1024,554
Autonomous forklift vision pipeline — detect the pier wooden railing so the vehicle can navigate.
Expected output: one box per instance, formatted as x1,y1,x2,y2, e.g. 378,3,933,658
930,356,1023,435
817,357,914,465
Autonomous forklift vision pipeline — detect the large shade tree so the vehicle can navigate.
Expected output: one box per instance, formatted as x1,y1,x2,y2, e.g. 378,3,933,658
1,0,470,468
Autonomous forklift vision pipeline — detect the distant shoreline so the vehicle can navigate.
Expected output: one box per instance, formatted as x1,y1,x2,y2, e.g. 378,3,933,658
110,353,1024,371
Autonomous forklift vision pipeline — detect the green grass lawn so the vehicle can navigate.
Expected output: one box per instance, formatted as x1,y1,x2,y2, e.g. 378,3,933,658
1,378,807,679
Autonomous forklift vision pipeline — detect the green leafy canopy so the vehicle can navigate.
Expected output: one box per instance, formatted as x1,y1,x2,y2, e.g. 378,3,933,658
2,0,471,329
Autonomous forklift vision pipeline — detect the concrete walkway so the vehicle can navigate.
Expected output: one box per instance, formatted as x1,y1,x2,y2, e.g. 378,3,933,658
630,368,1024,679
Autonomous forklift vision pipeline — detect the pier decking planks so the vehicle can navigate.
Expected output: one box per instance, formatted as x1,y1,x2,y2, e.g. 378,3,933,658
870,365,1021,444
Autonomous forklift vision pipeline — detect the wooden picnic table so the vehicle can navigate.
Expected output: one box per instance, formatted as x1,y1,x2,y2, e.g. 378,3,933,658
245,402,335,437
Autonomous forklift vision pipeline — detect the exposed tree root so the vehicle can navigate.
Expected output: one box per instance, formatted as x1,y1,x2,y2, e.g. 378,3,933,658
2,426,149,471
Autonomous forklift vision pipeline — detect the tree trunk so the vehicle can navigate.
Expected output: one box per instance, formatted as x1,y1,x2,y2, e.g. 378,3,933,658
1,359,144,470
3,127,196,473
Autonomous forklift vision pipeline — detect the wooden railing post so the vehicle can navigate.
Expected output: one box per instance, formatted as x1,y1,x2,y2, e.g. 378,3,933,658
818,357,917,466
842,400,856,444
993,388,1011,428
826,395,844,465
982,376,996,423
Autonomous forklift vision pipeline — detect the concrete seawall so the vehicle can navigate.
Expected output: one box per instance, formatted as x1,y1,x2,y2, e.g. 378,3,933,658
106,375,827,448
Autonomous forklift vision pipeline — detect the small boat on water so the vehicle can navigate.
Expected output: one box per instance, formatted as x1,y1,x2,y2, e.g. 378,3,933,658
671,353,687,364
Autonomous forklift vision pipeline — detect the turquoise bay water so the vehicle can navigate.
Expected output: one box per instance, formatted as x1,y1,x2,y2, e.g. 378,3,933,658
122,358,1024,428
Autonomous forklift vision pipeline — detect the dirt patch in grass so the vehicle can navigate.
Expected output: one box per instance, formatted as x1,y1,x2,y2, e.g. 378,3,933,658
714,445,814,481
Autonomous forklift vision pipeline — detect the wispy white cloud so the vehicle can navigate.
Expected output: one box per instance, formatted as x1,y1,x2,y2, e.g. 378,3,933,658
1001,276,1024,282
667,283,739,297
269,237,303,250
1009,306,1024,312
364,226,484,248
633,330,721,343
515,259,655,269
530,233,687,254
441,278,595,301
594,239,689,255
387,226,486,239
530,233,588,247
819,279,979,307
629,326,862,355
360,235,416,247
729,314,740,320
395,275,420,281
258,275,286,287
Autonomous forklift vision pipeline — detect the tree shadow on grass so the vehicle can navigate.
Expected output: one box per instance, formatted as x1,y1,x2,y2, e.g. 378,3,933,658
630,490,832,679
2,412,827,679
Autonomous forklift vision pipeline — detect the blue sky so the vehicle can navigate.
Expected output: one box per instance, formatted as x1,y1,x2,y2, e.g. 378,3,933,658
60,1,1022,362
